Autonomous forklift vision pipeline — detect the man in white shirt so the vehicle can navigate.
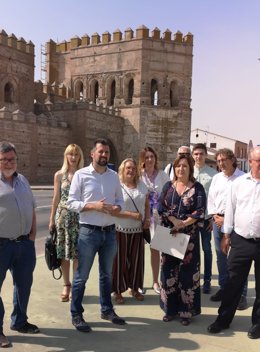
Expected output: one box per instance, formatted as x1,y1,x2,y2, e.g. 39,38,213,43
208,148,247,309
68,139,125,332
192,143,217,294
164,146,191,179
208,146,260,339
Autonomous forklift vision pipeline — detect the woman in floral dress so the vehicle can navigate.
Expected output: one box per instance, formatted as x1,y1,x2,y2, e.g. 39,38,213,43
49,144,84,301
157,154,206,325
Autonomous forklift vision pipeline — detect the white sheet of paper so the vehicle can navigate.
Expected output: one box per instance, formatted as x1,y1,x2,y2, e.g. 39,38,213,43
151,225,190,259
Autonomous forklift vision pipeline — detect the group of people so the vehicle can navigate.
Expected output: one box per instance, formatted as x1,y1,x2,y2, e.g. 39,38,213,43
0,138,259,348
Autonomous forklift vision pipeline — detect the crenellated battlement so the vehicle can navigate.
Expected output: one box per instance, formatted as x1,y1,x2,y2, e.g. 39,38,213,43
0,106,68,127
47,25,193,53
0,29,34,55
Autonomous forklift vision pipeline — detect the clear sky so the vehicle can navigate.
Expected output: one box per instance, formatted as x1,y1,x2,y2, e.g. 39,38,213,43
1,0,260,146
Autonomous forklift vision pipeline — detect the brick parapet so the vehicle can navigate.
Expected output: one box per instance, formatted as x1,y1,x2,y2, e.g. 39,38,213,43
47,25,193,54
0,29,34,55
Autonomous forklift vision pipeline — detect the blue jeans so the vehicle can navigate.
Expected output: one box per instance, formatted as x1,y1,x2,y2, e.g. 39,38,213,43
200,219,212,282
213,223,247,296
0,238,36,333
71,226,117,317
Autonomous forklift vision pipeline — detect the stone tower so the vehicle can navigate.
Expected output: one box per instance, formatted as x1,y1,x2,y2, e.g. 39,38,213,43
0,30,34,113
44,25,193,166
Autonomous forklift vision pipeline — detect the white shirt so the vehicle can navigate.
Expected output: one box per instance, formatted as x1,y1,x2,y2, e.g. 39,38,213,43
141,169,170,195
116,181,148,233
223,172,260,238
67,163,124,226
207,168,244,215
141,169,170,237
164,163,174,179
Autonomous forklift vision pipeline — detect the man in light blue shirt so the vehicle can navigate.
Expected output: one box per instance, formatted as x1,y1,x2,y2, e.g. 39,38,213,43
68,138,125,332
192,143,217,294
0,141,39,348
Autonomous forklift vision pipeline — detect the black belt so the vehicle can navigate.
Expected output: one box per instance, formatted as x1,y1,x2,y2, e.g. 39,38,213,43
80,224,115,232
249,237,260,242
0,235,29,242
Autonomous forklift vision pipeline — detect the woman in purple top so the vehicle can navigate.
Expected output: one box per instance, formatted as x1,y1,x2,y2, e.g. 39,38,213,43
139,146,170,294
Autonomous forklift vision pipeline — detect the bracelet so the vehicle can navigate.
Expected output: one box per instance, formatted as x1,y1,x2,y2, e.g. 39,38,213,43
145,219,150,223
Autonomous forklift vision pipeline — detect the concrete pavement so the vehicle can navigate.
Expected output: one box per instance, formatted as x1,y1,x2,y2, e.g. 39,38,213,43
1,242,257,352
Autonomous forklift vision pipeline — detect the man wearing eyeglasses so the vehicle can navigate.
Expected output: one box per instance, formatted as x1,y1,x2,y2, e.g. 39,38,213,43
164,145,191,179
208,148,247,310
0,141,39,348
208,146,260,339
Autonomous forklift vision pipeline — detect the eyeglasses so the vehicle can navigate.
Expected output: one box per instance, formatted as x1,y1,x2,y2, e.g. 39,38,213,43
179,153,190,156
216,158,229,164
0,157,18,164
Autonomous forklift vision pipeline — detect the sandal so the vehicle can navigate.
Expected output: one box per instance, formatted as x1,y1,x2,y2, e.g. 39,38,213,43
60,284,71,302
113,293,125,304
129,289,144,301
163,315,174,322
180,318,191,326
152,283,161,295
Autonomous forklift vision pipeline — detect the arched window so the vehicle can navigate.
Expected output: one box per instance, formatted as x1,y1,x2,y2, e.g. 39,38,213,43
151,79,158,106
126,79,134,105
4,82,14,103
90,80,99,104
170,81,179,107
75,80,83,101
108,79,116,106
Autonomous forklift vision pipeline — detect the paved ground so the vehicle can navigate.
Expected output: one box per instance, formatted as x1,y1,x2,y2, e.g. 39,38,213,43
1,239,258,352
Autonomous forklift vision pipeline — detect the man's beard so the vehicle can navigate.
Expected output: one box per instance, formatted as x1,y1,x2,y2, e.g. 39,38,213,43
97,157,108,167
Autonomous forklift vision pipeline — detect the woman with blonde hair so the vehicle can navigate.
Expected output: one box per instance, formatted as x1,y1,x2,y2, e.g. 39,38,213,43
112,158,150,304
49,144,84,302
139,146,170,294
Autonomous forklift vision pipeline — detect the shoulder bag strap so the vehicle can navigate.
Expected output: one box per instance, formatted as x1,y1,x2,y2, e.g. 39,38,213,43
121,185,140,213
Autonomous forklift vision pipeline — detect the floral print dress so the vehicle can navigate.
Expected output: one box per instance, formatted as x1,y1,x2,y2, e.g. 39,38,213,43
157,181,206,319
55,173,79,260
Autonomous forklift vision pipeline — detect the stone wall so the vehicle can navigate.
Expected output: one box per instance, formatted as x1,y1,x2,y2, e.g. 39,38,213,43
0,107,70,183
36,100,125,169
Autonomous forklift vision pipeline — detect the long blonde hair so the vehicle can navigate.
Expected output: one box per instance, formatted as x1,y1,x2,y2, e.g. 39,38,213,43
60,144,84,174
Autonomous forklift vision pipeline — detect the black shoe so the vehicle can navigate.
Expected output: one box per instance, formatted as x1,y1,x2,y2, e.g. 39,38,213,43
0,333,12,348
248,324,260,339
210,289,223,302
11,322,40,334
237,295,248,310
207,321,229,334
72,315,92,332
101,310,126,325
203,280,211,294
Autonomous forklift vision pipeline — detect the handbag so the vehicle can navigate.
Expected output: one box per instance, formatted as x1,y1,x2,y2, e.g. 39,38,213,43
122,185,151,244
45,227,62,280
142,227,151,244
